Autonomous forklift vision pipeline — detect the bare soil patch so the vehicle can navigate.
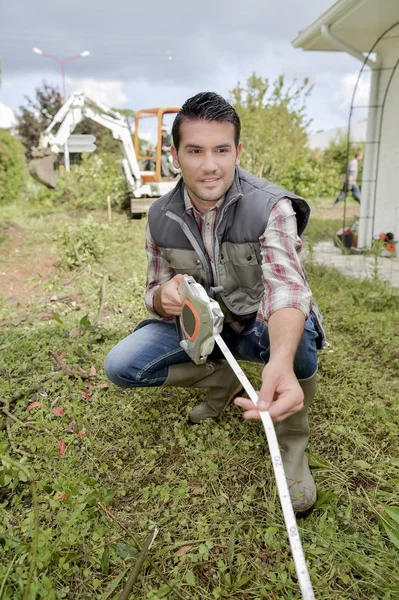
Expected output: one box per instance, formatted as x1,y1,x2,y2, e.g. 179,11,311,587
0,225,58,307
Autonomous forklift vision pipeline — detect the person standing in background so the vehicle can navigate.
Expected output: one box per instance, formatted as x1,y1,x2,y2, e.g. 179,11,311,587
334,151,363,205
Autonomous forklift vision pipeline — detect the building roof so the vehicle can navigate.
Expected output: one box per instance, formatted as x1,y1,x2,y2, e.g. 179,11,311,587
292,0,399,53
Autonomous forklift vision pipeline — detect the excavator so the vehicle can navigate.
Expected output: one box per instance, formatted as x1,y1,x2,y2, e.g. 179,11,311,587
29,92,181,218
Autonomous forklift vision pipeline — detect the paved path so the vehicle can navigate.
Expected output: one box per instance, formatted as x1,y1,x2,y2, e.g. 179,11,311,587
308,241,399,287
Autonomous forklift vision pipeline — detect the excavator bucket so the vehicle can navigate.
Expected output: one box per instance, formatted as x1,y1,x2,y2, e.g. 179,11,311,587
28,148,58,189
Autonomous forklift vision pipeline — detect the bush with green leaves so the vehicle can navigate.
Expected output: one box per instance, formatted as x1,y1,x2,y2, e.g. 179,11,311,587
30,152,128,210
0,130,27,205
58,216,109,268
278,149,342,198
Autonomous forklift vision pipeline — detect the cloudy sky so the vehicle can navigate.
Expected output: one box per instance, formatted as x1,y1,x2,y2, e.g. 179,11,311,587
0,0,370,132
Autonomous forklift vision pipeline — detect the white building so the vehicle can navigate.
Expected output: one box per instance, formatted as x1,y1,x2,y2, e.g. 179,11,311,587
293,0,399,251
308,119,367,151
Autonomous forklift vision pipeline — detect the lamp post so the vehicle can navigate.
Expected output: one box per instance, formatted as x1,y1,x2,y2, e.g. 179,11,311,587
32,47,90,172
32,47,90,101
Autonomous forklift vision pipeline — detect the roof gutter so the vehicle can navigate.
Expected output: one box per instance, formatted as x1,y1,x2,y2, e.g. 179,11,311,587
320,24,378,68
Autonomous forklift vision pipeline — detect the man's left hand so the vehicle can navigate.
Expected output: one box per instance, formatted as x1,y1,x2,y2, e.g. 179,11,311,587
234,360,304,422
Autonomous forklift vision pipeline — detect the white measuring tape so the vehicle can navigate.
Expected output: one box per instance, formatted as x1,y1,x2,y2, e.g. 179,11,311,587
177,276,315,599
214,333,315,600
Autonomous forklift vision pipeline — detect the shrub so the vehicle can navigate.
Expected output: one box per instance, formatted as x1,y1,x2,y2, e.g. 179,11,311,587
277,149,341,198
0,130,26,205
58,216,109,269
30,152,128,210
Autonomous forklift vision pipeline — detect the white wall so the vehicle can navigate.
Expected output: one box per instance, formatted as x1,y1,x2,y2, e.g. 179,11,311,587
373,39,399,246
359,35,399,253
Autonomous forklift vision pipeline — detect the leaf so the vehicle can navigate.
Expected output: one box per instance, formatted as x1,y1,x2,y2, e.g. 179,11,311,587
80,314,93,329
52,407,65,417
354,460,372,470
77,431,86,438
100,568,128,600
174,545,193,557
89,366,97,377
99,383,109,389
55,492,68,502
191,486,202,495
59,351,66,359
70,329,84,338
100,546,110,575
308,453,334,469
79,391,92,400
65,420,77,434
235,572,256,588
379,518,399,550
112,543,139,560
382,505,399,526
229,527,237,565
185,569,196,586
57,440,67,456
52,314,64,324
26,401,42,411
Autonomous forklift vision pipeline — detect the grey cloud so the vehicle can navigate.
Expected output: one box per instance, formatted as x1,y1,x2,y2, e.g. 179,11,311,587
1,0,334,86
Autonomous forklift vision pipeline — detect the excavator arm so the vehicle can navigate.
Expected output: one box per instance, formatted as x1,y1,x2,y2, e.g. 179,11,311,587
31,92,142,192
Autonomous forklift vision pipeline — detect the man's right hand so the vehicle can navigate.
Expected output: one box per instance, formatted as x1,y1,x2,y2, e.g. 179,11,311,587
153,274,185,317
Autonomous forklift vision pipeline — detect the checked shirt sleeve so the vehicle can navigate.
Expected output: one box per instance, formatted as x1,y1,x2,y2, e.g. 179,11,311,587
258,198,312,322
144,222,176,319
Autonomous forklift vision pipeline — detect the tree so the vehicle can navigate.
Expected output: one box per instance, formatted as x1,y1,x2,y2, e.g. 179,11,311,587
230,73,312,183
16,82,63,157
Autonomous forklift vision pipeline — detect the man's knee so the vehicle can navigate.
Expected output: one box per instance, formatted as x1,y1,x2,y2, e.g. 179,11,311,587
104,347,138,389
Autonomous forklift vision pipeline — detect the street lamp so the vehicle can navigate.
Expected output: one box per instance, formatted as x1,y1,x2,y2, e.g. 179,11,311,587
32,47,90,100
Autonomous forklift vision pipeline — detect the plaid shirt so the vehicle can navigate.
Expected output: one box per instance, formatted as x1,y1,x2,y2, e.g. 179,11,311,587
145,188,312,322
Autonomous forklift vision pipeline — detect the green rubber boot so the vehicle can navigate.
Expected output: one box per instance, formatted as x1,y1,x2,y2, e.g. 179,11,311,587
275,372,317,513
164,361,242,423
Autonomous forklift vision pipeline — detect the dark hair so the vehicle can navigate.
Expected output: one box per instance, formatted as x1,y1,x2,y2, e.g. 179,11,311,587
172,91,241,150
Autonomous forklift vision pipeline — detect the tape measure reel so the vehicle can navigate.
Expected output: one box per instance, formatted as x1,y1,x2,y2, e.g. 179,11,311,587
177,275,224,364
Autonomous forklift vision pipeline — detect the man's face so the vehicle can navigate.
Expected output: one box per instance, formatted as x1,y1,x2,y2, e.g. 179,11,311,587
171,119,242,211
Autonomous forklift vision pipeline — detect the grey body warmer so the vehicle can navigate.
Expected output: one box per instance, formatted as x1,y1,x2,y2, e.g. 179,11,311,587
148,167,312,320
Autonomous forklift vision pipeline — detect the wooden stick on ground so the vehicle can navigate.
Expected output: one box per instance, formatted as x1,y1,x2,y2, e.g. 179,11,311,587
96,274,108,325
49,352,95,380
98,502,191,600
119,528,158,600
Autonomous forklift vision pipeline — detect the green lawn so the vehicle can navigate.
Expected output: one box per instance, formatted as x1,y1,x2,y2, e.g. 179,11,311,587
0,202,398,600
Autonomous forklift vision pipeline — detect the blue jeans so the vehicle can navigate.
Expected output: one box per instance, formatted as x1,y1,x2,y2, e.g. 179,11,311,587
335,184,361,204
104,315,319,389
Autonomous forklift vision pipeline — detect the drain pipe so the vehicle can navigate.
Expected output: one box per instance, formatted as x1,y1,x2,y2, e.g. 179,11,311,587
320,24,377,68
321,24,380,248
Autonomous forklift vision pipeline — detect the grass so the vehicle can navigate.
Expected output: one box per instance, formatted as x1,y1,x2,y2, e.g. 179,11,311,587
0,198,398,600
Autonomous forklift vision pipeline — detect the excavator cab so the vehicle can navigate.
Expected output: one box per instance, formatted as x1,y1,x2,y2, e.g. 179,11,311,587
134,106,181,184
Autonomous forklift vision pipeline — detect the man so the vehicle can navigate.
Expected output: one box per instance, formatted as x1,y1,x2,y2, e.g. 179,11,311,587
105,92,326,513
334,151,363,205
160,125,173,177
